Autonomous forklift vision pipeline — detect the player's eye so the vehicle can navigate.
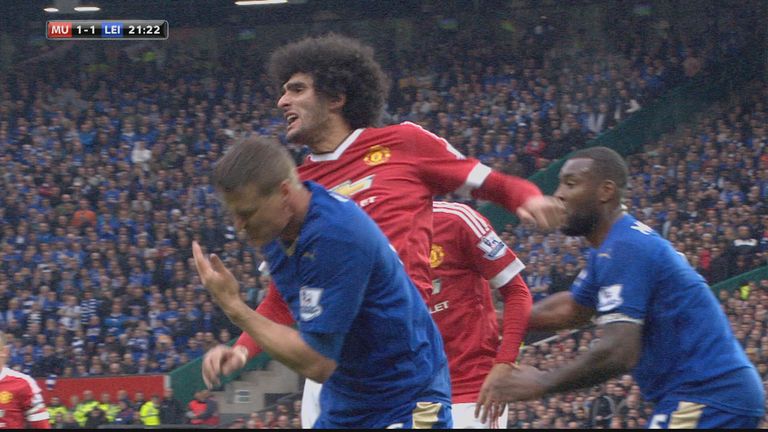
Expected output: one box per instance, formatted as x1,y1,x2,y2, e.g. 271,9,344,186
236,208,256,219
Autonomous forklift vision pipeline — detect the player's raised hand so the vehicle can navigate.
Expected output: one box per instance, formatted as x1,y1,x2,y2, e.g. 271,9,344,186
475,364,547,423
516,195,565,231
192,241,241,312
202,345,249,389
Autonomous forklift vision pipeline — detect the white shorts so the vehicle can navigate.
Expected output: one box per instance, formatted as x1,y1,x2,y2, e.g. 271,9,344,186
452,402,508,429
301,378,323,428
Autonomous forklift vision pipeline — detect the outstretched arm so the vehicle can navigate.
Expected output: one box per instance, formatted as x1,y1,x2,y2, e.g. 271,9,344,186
527,291,595,331
473,170,565,230
476,321,642,423
494,274,531,364
234,282,296,358
193,242,336,384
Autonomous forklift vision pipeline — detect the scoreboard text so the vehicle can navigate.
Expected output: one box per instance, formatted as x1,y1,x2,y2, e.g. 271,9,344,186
47,20,169,40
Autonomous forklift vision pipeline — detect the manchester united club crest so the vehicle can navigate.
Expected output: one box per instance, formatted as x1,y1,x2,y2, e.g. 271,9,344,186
363,145,391,166
429,244,445,268
0,391,12,404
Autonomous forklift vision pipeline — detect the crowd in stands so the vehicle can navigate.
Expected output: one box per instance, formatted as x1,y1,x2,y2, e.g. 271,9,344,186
0,4,765,428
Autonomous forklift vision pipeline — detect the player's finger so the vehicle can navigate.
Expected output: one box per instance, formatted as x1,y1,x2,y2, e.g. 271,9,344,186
209,253,226,273
221,352,240,376
482,401,491,424
474,389,486,419
192,241,208,279
202,350,221,389
202,361,214,389
202,354,215,388
516,208,536,227
544,198,566,227
487,403,495,426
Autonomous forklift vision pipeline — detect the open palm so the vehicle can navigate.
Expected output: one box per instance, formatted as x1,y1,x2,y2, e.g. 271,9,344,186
192,241,240,309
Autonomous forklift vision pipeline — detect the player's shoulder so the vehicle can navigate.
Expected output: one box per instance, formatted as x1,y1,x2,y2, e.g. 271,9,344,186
0,368,37,388
305,184,375,242
605,215,664,256
432,201,492,237
370,121,442,142
433,201,488,223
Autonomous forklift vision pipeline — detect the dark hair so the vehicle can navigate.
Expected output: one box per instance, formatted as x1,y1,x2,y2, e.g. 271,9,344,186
268,33,389,129
570,146,628,191
211,137,296,196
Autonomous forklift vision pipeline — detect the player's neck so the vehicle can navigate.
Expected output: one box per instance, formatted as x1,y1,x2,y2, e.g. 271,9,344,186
586,207,625,248
308,118,355,155
279,186,312,246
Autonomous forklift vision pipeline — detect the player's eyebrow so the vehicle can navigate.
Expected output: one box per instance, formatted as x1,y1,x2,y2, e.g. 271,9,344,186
283,81,306,92
234,205,258,217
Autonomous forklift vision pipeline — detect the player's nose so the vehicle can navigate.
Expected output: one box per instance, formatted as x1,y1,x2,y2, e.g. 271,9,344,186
233,216,246,231
553,185,566,202
277,93,290,109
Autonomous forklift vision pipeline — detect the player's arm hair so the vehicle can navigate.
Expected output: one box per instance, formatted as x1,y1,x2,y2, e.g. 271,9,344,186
538,321,642,395
472,171,543,212
226,302,337,383
495,274,532,363
234,282,296,359
527,292,595,331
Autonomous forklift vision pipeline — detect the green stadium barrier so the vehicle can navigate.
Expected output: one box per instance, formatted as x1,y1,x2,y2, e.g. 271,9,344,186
478,48,763,232
169,340,271,405
710,265,768,297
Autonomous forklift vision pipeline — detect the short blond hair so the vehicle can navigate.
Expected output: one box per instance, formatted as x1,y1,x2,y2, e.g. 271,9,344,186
211,137,297,197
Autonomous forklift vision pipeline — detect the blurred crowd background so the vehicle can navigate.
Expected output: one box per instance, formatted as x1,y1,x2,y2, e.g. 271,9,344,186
0,0,766,427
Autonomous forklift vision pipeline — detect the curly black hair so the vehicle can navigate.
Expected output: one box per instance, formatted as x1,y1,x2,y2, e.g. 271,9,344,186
268,33,390,129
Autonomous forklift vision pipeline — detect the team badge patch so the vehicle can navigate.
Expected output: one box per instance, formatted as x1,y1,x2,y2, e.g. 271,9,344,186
363,145,391,166
430,244,445,268
597,284,624,312
300,287,324,321
476,231,506,260
0,391,12,404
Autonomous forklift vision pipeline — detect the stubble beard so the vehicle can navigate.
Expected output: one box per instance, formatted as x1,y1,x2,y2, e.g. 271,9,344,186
560,211,599,237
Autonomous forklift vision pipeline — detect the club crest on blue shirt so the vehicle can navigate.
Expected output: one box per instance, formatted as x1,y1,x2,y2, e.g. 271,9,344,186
300,287,324,321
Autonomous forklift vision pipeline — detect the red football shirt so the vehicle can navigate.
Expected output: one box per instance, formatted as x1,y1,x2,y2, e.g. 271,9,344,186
0,368,50,429
238,122,538,356
298,122,486,298
428,202,525,403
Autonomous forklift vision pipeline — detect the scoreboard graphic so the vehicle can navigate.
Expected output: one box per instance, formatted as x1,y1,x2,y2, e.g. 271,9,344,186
47,20,169,40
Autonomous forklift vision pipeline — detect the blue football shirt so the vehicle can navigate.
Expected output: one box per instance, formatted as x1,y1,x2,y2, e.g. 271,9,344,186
262,181,451,427
571,214,764,416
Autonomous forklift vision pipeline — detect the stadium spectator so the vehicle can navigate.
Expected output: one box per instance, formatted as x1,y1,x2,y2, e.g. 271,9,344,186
58,412,79,429
112,400,135,426
46,396,68,428
138,394,161,427
84,406,108,429
159,387,186,425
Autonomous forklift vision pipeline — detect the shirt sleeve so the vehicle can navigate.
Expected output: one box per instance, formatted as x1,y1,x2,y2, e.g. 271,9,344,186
235,281,296,359
398,122,486,196
24,376,51,428
400,123,542,211
572,241,652,326
496,274,531,364
296,233,374,338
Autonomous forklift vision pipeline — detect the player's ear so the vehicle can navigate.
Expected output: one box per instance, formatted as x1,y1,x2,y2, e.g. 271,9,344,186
598,180,617,203
328,93,346,111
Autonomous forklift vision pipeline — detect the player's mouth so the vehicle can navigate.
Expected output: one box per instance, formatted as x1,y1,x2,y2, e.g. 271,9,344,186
285,113,299,129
